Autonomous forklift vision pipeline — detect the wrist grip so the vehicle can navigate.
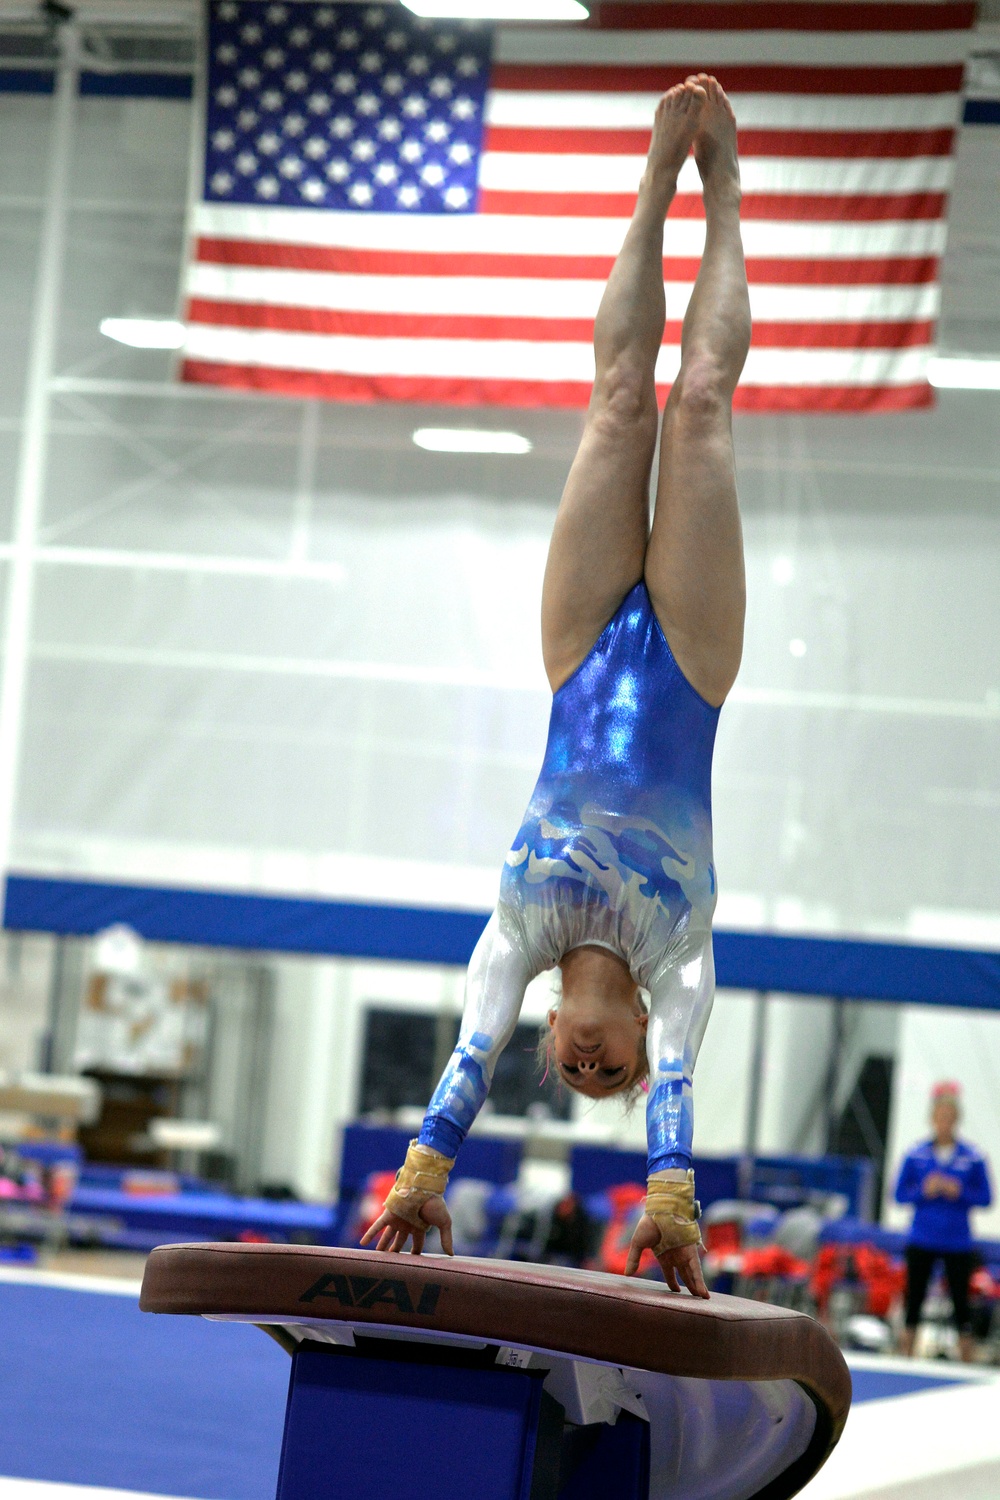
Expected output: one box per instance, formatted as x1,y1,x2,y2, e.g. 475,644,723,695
383,1140,454,1229
645,1168,702,1252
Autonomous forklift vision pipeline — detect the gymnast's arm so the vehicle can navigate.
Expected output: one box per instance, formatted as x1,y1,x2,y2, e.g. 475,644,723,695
361,904,536,1255
624,930,715,1298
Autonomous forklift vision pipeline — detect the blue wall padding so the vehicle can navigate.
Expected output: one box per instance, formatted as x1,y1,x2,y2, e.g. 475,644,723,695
0,1281,288,1498
6,872,1000,1009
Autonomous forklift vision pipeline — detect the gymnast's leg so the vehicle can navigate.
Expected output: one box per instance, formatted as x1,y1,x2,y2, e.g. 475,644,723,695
540,80,706,693
645,75,751,707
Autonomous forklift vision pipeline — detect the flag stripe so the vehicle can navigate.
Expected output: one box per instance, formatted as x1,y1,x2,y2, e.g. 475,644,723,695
479,152,953,194
186,266,939,323
179,325,931,386
180,360,934,414
484,126,957,159
491,65,965,96
194,240,941,288
495,29,971,67
185,300,935,351
191,205,949,260
595,3,975,30
486,91,962,130
477,190,948,222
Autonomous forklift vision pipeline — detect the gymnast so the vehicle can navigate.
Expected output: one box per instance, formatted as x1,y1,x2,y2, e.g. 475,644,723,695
362,76,751,1300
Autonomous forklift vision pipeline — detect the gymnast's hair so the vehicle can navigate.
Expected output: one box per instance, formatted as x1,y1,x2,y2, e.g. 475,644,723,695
536,969,650,1110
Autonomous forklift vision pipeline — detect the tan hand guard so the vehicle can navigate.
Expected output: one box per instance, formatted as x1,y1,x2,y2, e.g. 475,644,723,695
383,1140,454,1230
645,1168,702,1252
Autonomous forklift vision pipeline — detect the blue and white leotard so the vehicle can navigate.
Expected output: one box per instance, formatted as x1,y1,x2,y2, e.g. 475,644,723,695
418,581,720,1178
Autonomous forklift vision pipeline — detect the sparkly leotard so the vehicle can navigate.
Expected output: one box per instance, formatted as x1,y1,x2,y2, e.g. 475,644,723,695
418,581,720,1176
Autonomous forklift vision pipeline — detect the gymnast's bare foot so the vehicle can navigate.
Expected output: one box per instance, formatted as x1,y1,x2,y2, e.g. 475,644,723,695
688,73,741,205
643,80,705,195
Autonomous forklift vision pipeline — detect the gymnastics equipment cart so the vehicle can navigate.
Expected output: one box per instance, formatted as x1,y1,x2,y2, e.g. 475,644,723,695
141,1243,851,1500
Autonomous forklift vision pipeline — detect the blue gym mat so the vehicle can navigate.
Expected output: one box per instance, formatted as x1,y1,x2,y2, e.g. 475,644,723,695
0,1280,289,1498
0,1278,983,1499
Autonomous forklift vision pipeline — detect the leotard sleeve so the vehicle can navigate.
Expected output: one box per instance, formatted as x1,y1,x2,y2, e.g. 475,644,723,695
644,928,715,1176
417,902,539,1160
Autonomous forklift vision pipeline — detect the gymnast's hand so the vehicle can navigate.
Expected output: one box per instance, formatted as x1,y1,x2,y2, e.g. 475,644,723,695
623,1215,709,1298
360,1195,454,1257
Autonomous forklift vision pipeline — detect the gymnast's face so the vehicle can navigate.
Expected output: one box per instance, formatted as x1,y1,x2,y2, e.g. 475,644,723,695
547,968,647,1098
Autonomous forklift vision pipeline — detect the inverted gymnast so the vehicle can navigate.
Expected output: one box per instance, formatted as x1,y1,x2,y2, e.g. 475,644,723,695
362,76,751,1300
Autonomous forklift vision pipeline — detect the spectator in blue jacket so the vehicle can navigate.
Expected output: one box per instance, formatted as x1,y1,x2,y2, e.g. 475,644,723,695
894,1081,992,1360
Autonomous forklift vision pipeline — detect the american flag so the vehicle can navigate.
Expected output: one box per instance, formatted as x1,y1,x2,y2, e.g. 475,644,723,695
181,0,975,414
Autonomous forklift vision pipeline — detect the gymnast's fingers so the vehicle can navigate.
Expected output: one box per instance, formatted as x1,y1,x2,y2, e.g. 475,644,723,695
438,1218,454,1256
673,1246,710,1300
359,1211,389,1247
658,1254,682,1293
410,1227,425,1255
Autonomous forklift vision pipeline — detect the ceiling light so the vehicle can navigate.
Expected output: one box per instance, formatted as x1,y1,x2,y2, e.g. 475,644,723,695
928,356,1000,390
100,317,186,350
789,639,807,658
401,1,589,19
771,556,794,586
413,428,533,454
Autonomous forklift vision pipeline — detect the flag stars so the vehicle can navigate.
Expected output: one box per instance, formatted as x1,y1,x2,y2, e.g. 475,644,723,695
207,0,487,216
